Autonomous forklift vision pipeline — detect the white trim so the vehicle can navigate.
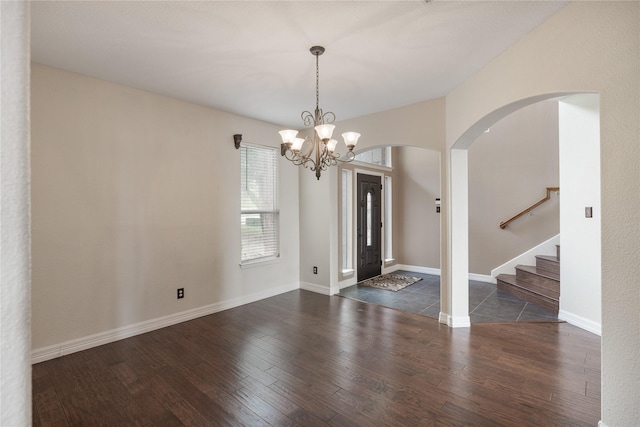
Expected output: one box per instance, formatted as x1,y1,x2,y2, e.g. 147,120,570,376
239,256,281,269
491,234,560,278
468,273,496,284
31,282,299,364
393,264,441,276
338,276,358,290
449,315,471,328
341,169,354,272
558,309,601,336
438,312,471,328
300,281,339,296
598,421,608,427
384,175,393,261
439,312,450,325
350,160,393,172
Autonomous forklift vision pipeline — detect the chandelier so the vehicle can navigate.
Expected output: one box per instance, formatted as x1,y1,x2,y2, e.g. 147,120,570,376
279,46,361,180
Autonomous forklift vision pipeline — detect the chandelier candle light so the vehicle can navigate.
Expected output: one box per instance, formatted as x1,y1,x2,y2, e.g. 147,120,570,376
279,46,361,180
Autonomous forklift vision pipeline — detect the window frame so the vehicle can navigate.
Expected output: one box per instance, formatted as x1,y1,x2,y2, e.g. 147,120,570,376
384,175,394,263
240,142,280,265
341,169,354,274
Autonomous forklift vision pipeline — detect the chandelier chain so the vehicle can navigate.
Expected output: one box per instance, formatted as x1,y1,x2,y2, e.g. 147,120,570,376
315,53,320,110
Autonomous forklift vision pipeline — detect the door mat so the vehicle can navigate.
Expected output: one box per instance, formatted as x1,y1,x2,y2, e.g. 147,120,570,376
358,273,422,292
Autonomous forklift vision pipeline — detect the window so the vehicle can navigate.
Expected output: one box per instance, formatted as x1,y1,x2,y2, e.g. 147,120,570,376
341,170,353,272
384,176,393,261
240,144,279,263
355,147,391,167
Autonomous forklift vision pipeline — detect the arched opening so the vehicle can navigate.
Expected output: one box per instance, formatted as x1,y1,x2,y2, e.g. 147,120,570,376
447,93,602,333
337,145,444,318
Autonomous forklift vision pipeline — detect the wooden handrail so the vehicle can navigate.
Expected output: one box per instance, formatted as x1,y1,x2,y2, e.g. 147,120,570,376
500,187,559,229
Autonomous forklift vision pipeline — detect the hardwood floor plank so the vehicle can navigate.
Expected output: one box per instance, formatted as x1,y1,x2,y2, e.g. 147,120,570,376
33,290,601,426
230,385,297,427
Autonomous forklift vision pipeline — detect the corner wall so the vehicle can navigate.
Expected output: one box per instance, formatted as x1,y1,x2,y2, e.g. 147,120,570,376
558,94,601,334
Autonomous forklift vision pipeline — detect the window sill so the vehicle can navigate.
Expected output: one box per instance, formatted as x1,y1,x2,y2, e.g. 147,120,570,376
384,258,396,265
341,269,355,276
240,256,280,269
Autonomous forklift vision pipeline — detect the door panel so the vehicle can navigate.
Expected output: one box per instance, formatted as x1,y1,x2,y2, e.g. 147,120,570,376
357,174,382,281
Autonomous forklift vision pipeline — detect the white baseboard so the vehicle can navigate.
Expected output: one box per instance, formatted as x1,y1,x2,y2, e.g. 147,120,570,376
393,264,441,276
438,312,470,328
439,312,449,325
338,276,357,290
449,315,471,328
598,421,608,427
394,264,493,284
468,273,496,284
32,282,299,364
558,309,601,336
300,281,340,296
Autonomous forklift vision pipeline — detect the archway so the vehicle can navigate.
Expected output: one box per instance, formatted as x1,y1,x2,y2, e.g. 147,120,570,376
337,145,443,318
446,92,601,334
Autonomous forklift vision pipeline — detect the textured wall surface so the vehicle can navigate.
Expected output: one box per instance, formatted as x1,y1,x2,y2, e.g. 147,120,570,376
0,1,32,425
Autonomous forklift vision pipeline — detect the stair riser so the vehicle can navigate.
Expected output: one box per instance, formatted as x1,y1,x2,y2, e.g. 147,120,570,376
514,269,560,299
497,280,559,313
536,257,560,276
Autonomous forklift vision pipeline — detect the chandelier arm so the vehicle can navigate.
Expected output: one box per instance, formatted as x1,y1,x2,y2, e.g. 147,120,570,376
301,110,315,127
321,111,336,124
299,136,314,159
282,149,300,163
335,151,356,163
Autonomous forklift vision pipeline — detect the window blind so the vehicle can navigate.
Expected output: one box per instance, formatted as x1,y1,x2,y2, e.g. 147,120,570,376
240,144,279,263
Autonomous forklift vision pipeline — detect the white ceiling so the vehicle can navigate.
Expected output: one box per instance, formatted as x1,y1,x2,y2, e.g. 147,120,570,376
31,1,568,129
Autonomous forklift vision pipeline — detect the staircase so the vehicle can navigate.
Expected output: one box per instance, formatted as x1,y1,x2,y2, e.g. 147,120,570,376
496,245,560,312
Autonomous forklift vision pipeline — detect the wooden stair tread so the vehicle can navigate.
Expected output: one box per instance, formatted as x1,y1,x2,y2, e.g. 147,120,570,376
516,264,559,281
535,255,559,263
496,274,558,300
496,274,559,312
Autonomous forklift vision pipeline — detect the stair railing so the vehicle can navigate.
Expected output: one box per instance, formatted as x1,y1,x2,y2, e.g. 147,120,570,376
500,187,559,229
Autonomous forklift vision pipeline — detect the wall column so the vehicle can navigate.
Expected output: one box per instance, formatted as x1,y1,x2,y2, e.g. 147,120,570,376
0,1,32,425
444,148,470,327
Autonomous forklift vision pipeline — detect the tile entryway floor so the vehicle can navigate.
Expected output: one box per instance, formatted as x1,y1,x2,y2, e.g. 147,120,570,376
338,270,560,323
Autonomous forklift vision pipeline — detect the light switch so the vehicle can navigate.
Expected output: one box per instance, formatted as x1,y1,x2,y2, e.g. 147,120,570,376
585,207,593,218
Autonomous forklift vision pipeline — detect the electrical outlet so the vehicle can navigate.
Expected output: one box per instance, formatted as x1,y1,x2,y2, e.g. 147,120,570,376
313,266,318,274
177,288,184,299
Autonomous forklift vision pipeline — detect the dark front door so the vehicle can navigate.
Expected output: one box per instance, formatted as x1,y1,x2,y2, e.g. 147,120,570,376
357,173,382,282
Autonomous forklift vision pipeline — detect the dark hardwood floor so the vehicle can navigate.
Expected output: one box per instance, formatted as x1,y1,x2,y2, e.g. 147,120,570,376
33,290,601,426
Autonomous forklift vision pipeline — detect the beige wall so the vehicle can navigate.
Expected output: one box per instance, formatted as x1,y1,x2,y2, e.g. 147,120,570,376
393,147,440,269
469,101,559,274
446,2,640,424
30,64,300,352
